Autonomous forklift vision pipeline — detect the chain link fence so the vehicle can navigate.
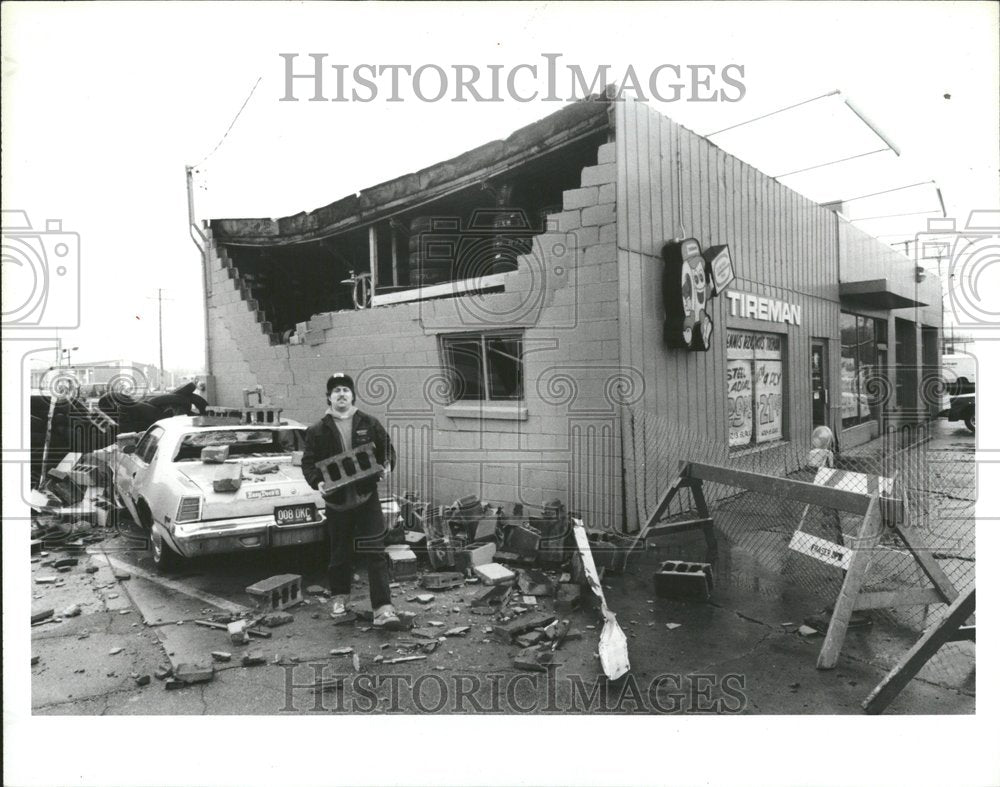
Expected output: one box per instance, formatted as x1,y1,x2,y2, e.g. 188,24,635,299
621,405,975,691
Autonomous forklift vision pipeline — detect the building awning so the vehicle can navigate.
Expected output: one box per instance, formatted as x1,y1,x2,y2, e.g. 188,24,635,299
839,279,927,310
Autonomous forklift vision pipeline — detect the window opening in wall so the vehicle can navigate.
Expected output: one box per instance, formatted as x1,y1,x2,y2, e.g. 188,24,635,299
441,333,524,402
727,330,784,449
840,313,886,429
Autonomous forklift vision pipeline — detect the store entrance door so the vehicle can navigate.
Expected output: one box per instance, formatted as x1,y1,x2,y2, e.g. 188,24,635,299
811,340,829,428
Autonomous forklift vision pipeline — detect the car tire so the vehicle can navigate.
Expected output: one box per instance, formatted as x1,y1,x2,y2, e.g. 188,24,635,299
964,414,975,434
151,530,182,572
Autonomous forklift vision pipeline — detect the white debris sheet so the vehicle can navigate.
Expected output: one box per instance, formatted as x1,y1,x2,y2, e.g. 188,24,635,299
572,518,630,680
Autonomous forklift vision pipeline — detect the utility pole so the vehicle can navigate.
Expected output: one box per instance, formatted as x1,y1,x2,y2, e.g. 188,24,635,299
158,288,165,389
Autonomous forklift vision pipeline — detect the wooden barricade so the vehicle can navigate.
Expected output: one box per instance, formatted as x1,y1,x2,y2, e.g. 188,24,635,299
627,460,959,670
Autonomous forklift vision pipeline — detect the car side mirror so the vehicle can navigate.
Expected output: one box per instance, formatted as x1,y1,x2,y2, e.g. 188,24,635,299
122,444,137,455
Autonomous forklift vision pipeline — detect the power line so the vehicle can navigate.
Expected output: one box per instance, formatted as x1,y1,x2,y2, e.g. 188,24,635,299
194,76,263,168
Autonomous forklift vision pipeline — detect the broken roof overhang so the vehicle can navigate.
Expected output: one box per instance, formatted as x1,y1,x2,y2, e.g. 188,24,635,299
839,279,928,310
210,97,613,247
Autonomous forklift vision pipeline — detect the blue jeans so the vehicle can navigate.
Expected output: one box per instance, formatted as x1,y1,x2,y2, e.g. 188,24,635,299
325,493,391,610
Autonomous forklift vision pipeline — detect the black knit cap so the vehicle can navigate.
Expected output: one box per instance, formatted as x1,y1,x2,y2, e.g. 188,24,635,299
326,373,355,398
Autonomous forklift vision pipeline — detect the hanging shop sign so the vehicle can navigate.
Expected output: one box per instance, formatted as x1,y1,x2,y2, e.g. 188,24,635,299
661,239,737,351
725,290,801,325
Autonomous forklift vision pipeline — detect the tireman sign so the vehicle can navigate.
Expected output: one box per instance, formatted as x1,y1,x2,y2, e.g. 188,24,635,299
661,238,736,351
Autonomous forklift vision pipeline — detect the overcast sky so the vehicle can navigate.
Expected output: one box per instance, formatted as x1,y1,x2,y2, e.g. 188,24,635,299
3,1,998,374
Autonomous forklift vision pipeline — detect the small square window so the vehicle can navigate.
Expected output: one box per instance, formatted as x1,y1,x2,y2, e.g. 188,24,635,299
441,333,524,402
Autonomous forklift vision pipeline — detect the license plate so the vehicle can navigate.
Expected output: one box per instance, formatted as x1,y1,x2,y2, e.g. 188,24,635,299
274,503,317,526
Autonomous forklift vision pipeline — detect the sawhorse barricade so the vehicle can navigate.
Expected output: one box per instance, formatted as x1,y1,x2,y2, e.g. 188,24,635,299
627,460,958,670
862,586,975,714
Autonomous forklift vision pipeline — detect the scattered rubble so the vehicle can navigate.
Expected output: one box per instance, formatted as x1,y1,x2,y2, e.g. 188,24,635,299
175,663,214,684
241,651,267,667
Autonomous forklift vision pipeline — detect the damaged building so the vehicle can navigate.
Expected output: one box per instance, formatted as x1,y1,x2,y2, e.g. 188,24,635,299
199,94,943,530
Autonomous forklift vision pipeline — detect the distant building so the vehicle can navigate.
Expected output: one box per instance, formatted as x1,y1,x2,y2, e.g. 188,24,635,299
31,359,167,397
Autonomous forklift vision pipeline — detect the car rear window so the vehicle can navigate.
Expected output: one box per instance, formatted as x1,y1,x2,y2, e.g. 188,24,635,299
174,429,306,461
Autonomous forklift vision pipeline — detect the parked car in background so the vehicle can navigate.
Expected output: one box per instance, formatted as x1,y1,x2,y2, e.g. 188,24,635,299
942,392,975,434
114,415,326,571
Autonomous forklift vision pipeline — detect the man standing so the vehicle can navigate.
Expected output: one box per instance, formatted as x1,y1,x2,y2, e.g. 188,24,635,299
301,373,399,628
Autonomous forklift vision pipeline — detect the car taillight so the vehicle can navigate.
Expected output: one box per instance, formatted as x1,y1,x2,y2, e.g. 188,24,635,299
176,496,202,523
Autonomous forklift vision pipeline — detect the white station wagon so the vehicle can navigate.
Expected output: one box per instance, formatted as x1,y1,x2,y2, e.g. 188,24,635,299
114,415,326,571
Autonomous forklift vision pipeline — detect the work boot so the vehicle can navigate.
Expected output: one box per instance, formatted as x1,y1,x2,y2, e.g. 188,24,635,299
372,604,401,629
330,595,349,616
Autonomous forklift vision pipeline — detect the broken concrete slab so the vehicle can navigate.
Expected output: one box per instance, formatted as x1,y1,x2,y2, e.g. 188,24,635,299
516,631,545,647
211,651,232,662
493,612,558,644
174,662,214,684
135,675,151,687
61,604,82,618
241,651,267,667
261,611,294,628
513,647,560,672
31,607,54,624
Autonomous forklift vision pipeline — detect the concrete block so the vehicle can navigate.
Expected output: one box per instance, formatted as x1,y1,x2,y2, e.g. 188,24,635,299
580,163,616,187
200,445,230,463
653,561,713,601
419,571,465,591
473,562,516,586
562,187,599,210
582,203,615,227
597,142,616,164
386,545,418,580
583,243,617,265
212,463,242,493
469,584,511,611
246,574,303,610
598,184,616,204
545,210,581,232
455,542,497,571
315,444,382,494
211,651,232,662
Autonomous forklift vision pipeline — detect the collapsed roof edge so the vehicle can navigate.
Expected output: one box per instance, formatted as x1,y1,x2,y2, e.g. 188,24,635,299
210,93,615,247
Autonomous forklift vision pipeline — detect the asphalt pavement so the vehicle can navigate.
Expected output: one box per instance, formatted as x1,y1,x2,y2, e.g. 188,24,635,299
30,419,976,715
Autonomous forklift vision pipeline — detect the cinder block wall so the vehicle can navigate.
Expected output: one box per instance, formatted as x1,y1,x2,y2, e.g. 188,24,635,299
205,142,626,525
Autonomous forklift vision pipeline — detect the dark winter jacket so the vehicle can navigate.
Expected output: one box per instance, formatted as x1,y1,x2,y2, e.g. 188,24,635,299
301,410,395,507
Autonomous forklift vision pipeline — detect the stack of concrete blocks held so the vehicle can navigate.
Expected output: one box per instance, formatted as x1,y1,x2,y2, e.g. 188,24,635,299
653,561,714,601
315,443,382,495
245,574,303,610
